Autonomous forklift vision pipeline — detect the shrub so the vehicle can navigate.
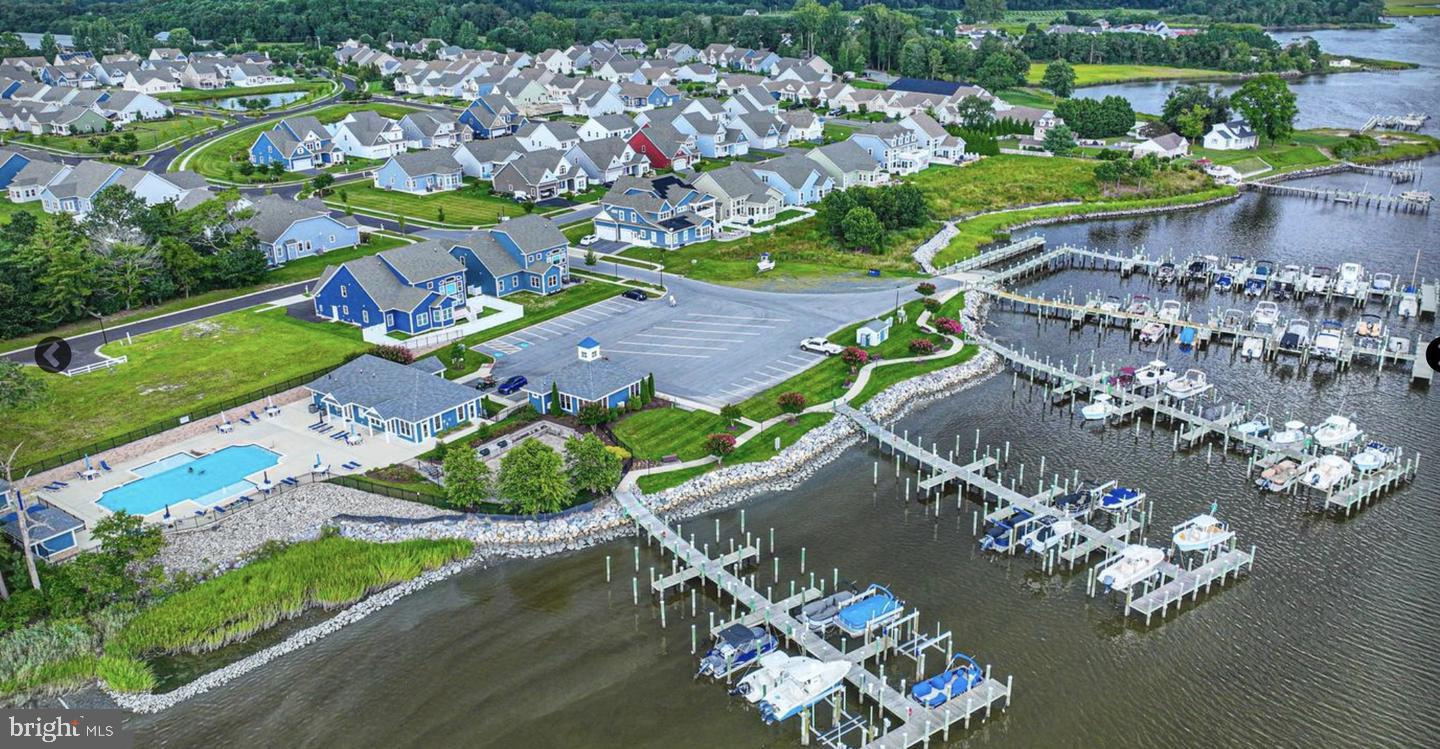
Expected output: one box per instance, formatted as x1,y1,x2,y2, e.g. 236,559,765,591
915,282,936,296
370,344,414,364
908,338,937,355
705,432,737,461
777,391,807,416
934,316,963,335
841,346,869,367
923,297,941,311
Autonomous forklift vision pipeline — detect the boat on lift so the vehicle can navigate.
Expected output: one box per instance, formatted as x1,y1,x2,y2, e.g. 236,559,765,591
1272,265,1302,301
980,510,1034,553
1097,546,1166,592
1177,327,1198,349
1185,256,1214,283
1369,272,1393,296
1157,299,1183,321
1126,294,1154,316
1220,308,1246,329
1300,454,1353,492
1256,458,1304,492
1081,393,1114,420
1251,301,1280,328
910,654,985,708
833,584,905,637
756,658,852,724
797,585,860,632
1311,415,1361,448
1240,332,1267,361
1109,366,1137,390
1101,295,1124,314
1244,260,1275,297
730,651,795,701
1022,515,1076,554
1234,414,1271,438
1303,266,1332,295
1098,486,1143,514
1351,442,1394,472
1269,420,1309,449
1387,335,1411,356
1155,261,1177,287
1139,320,1168,344
1280,319,1311,350
1213,271,1235,293
1164,369,1211,400
1054,486,1096,517
1397,285,1419,318
697,624,780,679
1133,360,1177,388
1172,513,1234,553
1353,314,1385,355
1334,262,1364,297
1311,320,1344,360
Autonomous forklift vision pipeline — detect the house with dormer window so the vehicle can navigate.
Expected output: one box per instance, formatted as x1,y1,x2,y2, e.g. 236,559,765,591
249,115,345,170
565,137,649,185
311,240,468,335
448,214,570,297
627,122,697,170
459,93,526,139
328,110,409,161
594,174,715,249
492,149,588,202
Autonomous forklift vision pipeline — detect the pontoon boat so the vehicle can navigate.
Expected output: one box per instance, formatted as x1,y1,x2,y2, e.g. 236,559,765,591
1240,334,1266,361
833,584,905,637
1398,285,1418,318
1164,369,1210,400
797,585,860,632
698,624,780,679
1098,546,1166,591
1255,458,1303,492
1353,314,1385,352
1126,295,1154,316
980,510,1034,553
1054,487,1095,517
1369,272,1393,296
1172,514,1234,552
911,654,985,708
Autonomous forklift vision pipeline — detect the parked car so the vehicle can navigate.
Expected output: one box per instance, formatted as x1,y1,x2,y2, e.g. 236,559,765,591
474,377,496,392
800,337,843,356
622,289,649,301
478,447,491,457
579,234,600,246
496,375,527,395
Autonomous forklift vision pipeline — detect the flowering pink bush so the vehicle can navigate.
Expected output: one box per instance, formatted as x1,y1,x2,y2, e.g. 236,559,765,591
908,338,937,355
841,346,869,367
934,316,963,335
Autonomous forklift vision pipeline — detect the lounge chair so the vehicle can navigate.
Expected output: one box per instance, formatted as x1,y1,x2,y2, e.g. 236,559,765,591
100,460,113,471
251,410,262,420
238,417,251,425
282,477,298,486
43,483,61,491
215,505,226,514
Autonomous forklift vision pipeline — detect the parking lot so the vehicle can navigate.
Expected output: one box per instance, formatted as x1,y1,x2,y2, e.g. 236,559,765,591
477,276,932,407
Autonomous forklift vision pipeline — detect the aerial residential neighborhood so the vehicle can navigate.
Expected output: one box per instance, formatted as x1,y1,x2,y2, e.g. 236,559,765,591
0,1,1436,747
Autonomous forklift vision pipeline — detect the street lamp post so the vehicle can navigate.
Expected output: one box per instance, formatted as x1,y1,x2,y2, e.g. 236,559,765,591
90,310,109,346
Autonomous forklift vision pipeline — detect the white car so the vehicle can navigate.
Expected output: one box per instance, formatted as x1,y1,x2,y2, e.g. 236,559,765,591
579,234,600,247
800,337,843,356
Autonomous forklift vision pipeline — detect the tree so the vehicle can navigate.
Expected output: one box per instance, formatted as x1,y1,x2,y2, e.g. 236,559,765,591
705,433,737,464
777,391,806,418
40,33,58,62
0,361,47,409
720,403,743,425
578,401,612,427
964,0,1007,23
954,96,994,130
840,206,885,253
974,53,1022,93
841,346,869,368
310,173,334,196
61,511,163,610
1160,84,1229,135
498,439,572,514
1043,124,1078,156
1231,74,1298,144
549,382,562,416
1175,103,1211,141
443,447,492,509
1041,58,1076,99
564,433,621,495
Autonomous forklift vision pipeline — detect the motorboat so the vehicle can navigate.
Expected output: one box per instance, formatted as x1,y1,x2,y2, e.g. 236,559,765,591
1334,262,1364,297
1274,264,1302,293
1269,420,1309,449
1157,299,1183,321
1134,360,1177,388
1300,454,1352,492
1240,334,1266,361
756,658,851,724
1097,546,1166,592
1098,486,1142,514
730,651,794,701
1280,320,1311,350
1244,260,1274,297
1022,515,1076,554
1387,336,1411,356
833,584,905,637
1138,321,1167,344
1251,301,1280,328
1109,366,1137,389
1255,458,1304,492
910,654,985,708
797,585,859,632
1155,261,1177,287
1081,393,1114,420
1353,314,1385,353
1185,256,1213,282
1369,272,1393,296
1164,369,1210,400
1054,487,1095,517
980,510,1034,553
698,624,779,679
1351,442,1394,472
1303,266,1332,295
1311,320,1344,360
1311,415,1361,448
1212,272,1235,293
1126,295,1154,316
1177,327,1198,349
1234,414,1270,438
1397,285,1418,318
1220,308,1246,329
1101,295,1124,314
1172,514,1234,553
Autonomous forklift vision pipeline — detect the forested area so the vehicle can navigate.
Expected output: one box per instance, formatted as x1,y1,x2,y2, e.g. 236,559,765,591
1020,25,1325,74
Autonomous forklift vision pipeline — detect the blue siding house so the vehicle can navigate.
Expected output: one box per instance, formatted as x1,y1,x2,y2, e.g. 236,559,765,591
593,175,715,249
306,355,485,443
448,214,570,298
523,338,648,416
458,94,526,139
243,195,360,266
249,115,345,170
751,155,834,206
312,240,468,335
2,495,84,561
0,149,31,189
373,150,464,195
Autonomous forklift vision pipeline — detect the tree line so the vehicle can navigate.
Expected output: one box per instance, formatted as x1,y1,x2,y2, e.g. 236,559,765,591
1021,24,1325,75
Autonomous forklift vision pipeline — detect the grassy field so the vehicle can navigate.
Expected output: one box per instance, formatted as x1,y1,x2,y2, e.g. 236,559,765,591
634,412,835,493
326,180,523,226
1384,0,1440,16
156,79,336,105
177,102,416,182
12,115,226,154
613,406,730,461
0,308,369,465
822,123,855,142
0,198,41,225
635,464,710,494
1028,63,1238,88
996,87,1062,110
911,155,1101,217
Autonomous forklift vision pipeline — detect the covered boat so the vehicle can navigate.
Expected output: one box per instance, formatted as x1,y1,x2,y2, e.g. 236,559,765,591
1270,420,1308,448
1134,360,1176,388
1311,415,1360,448
698,624,779,679
1126,295,1153,316
1300,455,1352,492
1081,393,1114,420
1303,266,1332,294
1172,514,1234,552
1098,486,1142,513
1255,458,1303,492
1352,442,1394,472
1280,320,1311,350
910,654,985,708
980,509,1034,553
1022,515,1075,554
834,585,905,637
1398,285,1419,318
1311,320,1344,360
1098,546,1166,591
797,585,859,632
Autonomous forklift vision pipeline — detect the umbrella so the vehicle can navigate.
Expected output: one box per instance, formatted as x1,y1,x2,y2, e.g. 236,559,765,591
83,454,92,471
263,471,269,484
163,504,171,520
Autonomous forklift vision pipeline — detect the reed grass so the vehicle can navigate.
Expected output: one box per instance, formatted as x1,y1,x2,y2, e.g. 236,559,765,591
96,653,157,694
114,536,472,657
0,619,100,699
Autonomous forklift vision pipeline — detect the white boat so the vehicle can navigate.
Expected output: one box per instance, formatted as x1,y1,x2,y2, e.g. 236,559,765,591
1255,458,1303,492
1274,264,1302,289
1240,335,1266,361
1081,393,1114,420
1139,321,1167,344
1397,285,1418,318
1133,360,1177,388
1300,454,1352,492
797,586,859,632
1353,314,1385,344
731,651,795,702
1100,295,1123,314
756,658,851,724
1334,262,1364,297
1097,546,1166,592
1269,420,1308,449
1280,320,1310,350
1311,415,1360,448
1251,301,1280,328
1126,295,1153,316
1220,308,1246,328
1157,299,1182,321
1098,486,1143,514
1351,442,1394,472
1234,414,1270,438
1172,514,1234,553
1022,516,1076,554
1311,320,1343,360
1369,272,1393,296
1164,369,1210,400
1303,266,1332,295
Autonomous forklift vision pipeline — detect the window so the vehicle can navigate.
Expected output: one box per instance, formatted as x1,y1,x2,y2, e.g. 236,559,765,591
340,285,347,298
341,305,349,316
362,310,369,323
417,312,429,327
529,276,538,288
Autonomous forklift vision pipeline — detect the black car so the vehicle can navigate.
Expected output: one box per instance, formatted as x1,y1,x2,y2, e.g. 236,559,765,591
474,377,496,392
622,289,649,301
496,375,527,395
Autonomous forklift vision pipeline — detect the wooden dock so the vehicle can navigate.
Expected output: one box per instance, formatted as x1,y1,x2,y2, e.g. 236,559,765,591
1123,550,1255,625
1244,180,1432,213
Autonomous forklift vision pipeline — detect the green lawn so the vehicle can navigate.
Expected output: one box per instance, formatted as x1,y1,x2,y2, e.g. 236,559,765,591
612,406,730,461
822,123,855,143
996,87,1062,110
268,233,411,283
176,102,417,182
636,464,711,494
156,79,335,105
327,180,523,226
0,308,369,466
1385,0,1440,16
462,283,626,348
12,115,226,154
0,199,41,226
562,221,594,244
1028,63,1237,88
754,208,807,228
911,155,1102,217
727,413,833,464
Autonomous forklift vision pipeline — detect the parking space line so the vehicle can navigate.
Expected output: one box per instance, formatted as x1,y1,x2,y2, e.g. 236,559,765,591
542,317,577,331
739,376,772,386
567,308,610,322
616,341,728,351
654,326,762,336
688,313,792,323
604,348,710,359
510,330,548,342
674,320,778,329
761,364,793,375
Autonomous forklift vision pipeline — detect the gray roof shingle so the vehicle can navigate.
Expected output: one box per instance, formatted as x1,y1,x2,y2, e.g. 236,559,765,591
309,355,478,423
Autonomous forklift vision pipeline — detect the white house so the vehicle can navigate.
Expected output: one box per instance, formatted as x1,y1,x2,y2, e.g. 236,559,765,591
578,114,636,143
327,111,409,160
122,70,179,94
98,90,172,122
1202,120,1258,151
515,121,581,153
1131,132,1190,159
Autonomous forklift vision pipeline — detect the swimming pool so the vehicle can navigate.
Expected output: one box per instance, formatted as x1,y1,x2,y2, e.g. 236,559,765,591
98,445,281,516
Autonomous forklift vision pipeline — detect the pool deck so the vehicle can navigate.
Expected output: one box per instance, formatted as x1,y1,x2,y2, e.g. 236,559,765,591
34,402,438,538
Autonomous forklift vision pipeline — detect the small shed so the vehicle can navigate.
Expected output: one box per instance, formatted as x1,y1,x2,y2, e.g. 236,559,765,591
856,317,892,348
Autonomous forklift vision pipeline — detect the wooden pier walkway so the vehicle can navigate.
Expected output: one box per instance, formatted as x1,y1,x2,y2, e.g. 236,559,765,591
1244,180,1432,213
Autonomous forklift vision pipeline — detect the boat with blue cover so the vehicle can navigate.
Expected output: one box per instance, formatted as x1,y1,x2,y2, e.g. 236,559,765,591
910,654,985,708
697,624,779,679
979,509,1033,552
1054,486,1094,517
834,584,905,637
1098,486,1142,514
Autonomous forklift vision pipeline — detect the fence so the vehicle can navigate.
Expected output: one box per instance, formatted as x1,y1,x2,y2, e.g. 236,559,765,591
163,470,328,535
62,355,128,377
17,361,348,477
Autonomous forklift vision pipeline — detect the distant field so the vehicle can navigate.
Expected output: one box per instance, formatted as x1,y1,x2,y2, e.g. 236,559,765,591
1384,0,1440,17
327,180,523,226
1028,63,1239,88
156,79,335,104
13,115,226,154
